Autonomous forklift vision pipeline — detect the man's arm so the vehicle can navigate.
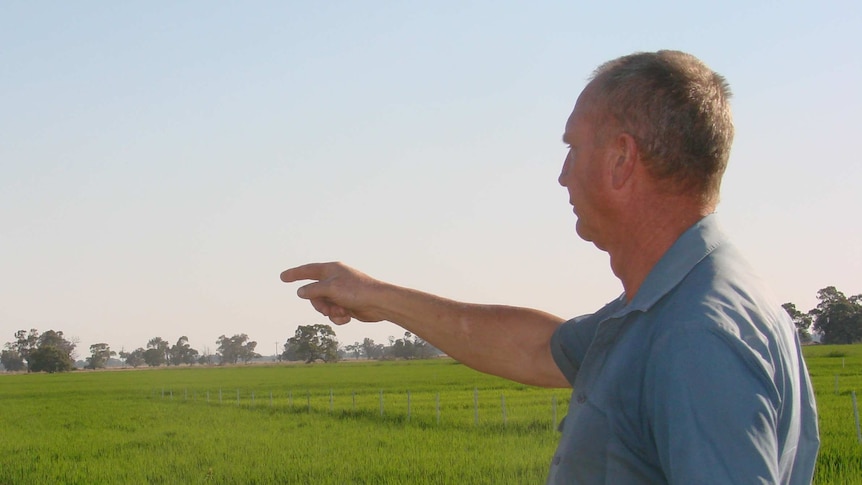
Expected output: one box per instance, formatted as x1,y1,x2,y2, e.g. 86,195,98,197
281,262,570,388
648,326,782,484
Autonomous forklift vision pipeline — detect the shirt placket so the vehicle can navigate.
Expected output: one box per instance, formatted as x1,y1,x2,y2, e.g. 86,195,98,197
572,314,631,405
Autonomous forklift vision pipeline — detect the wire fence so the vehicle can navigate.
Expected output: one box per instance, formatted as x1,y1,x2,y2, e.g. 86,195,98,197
154,379,862,442
153,386,568,431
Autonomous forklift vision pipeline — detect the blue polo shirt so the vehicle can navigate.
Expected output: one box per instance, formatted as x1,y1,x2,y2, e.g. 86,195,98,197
548,215,819,484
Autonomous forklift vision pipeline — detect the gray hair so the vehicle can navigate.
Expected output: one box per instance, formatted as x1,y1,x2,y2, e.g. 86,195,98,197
589,50,734,206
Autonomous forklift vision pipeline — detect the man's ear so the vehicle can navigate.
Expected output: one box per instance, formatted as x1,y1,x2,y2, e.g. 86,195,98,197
610,132,638,190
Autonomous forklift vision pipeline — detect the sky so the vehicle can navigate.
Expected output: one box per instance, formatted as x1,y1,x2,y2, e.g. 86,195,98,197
1,1,860,359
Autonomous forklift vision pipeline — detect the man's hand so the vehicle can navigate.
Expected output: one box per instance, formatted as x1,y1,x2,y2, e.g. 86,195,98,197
280,262,386,325
280,261,569,388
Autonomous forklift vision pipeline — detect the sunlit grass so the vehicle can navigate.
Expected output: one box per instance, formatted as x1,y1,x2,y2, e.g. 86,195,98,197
804,345,862,485
0,360,564,484
2,351,862,484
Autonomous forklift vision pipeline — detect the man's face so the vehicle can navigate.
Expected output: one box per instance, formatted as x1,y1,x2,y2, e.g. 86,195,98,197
558,90,614,249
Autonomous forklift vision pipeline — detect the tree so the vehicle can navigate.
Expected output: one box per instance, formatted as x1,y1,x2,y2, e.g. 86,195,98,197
144,337,169,367
15,329,38,354
343,341,362,359
1,349,25,372
360,337,384,360
168,336,199,366
782,302,813,344
198,348,214,366
85,343,116,369
383,332,439,360
8,329,40,372
38,330,77,359
811,287,862,344
119,348,145,368
281,341,300,362
387,331,416,359
283,325,339,363
2,329,77,373
216,334,260,365
29,346,74,373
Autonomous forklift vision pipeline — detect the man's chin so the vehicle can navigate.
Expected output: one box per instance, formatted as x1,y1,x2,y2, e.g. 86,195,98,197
574,221,590,242
575,223,607,251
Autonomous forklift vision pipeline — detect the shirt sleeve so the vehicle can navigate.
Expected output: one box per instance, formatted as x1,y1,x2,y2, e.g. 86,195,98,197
645,324,780,485
550,315,600,385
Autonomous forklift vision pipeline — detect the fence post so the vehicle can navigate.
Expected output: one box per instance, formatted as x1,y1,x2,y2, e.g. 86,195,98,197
407,390,411,422
270,391,273,407
330,389,333,412
552,395,558,429
307,391,311,413
501,394,507,427
852,391,862,444
237,389,240,405
474,388,479,426
379,390,384,417
436,392,441,425
835,375,840,395
219,388,222,404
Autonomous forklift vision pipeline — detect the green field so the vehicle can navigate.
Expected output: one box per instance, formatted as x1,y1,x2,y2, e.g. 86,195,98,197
1,347,862,484
800,345,862,484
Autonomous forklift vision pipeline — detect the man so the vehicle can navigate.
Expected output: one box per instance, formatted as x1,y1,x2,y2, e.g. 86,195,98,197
281,50,819,484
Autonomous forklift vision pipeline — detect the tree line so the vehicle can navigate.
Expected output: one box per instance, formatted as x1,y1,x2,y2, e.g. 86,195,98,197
5,285,856,373
784,286,862,344
281,324,440,363
0,329,78,373
0,324,440,373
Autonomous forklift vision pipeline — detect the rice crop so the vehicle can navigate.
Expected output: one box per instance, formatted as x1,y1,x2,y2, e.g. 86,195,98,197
804,345,862,485
0,360,564,484
1,349,862,484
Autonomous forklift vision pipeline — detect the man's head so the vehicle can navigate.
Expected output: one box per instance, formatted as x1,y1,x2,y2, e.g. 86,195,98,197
586,50,734,207
559,50,734,258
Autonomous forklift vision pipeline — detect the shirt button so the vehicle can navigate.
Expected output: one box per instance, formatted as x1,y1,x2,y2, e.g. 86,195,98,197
576,393,587,404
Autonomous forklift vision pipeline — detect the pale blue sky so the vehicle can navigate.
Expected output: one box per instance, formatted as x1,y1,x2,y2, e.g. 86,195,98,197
2,1,859,357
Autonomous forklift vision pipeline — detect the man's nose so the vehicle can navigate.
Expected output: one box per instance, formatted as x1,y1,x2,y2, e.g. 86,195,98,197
558,157,569,187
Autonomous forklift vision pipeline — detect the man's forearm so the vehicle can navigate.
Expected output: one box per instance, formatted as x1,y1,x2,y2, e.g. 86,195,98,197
282,262,569,388
375,284,569,388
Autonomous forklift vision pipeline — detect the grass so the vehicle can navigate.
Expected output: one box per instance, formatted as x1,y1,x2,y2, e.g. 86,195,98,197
0,360,565,484
801,345,862,485
1,348,862,484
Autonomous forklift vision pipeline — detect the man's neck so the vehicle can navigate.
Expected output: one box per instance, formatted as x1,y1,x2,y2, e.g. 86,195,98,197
608,200,713,302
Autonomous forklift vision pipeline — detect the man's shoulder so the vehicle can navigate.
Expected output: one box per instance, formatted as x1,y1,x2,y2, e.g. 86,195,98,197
645,241,796,369
657,239,781,324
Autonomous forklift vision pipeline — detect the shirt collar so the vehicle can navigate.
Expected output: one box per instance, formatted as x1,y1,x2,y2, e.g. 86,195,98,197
612,213,727,317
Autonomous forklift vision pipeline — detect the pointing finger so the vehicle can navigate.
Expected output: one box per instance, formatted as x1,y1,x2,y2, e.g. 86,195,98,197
280,262,330,283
